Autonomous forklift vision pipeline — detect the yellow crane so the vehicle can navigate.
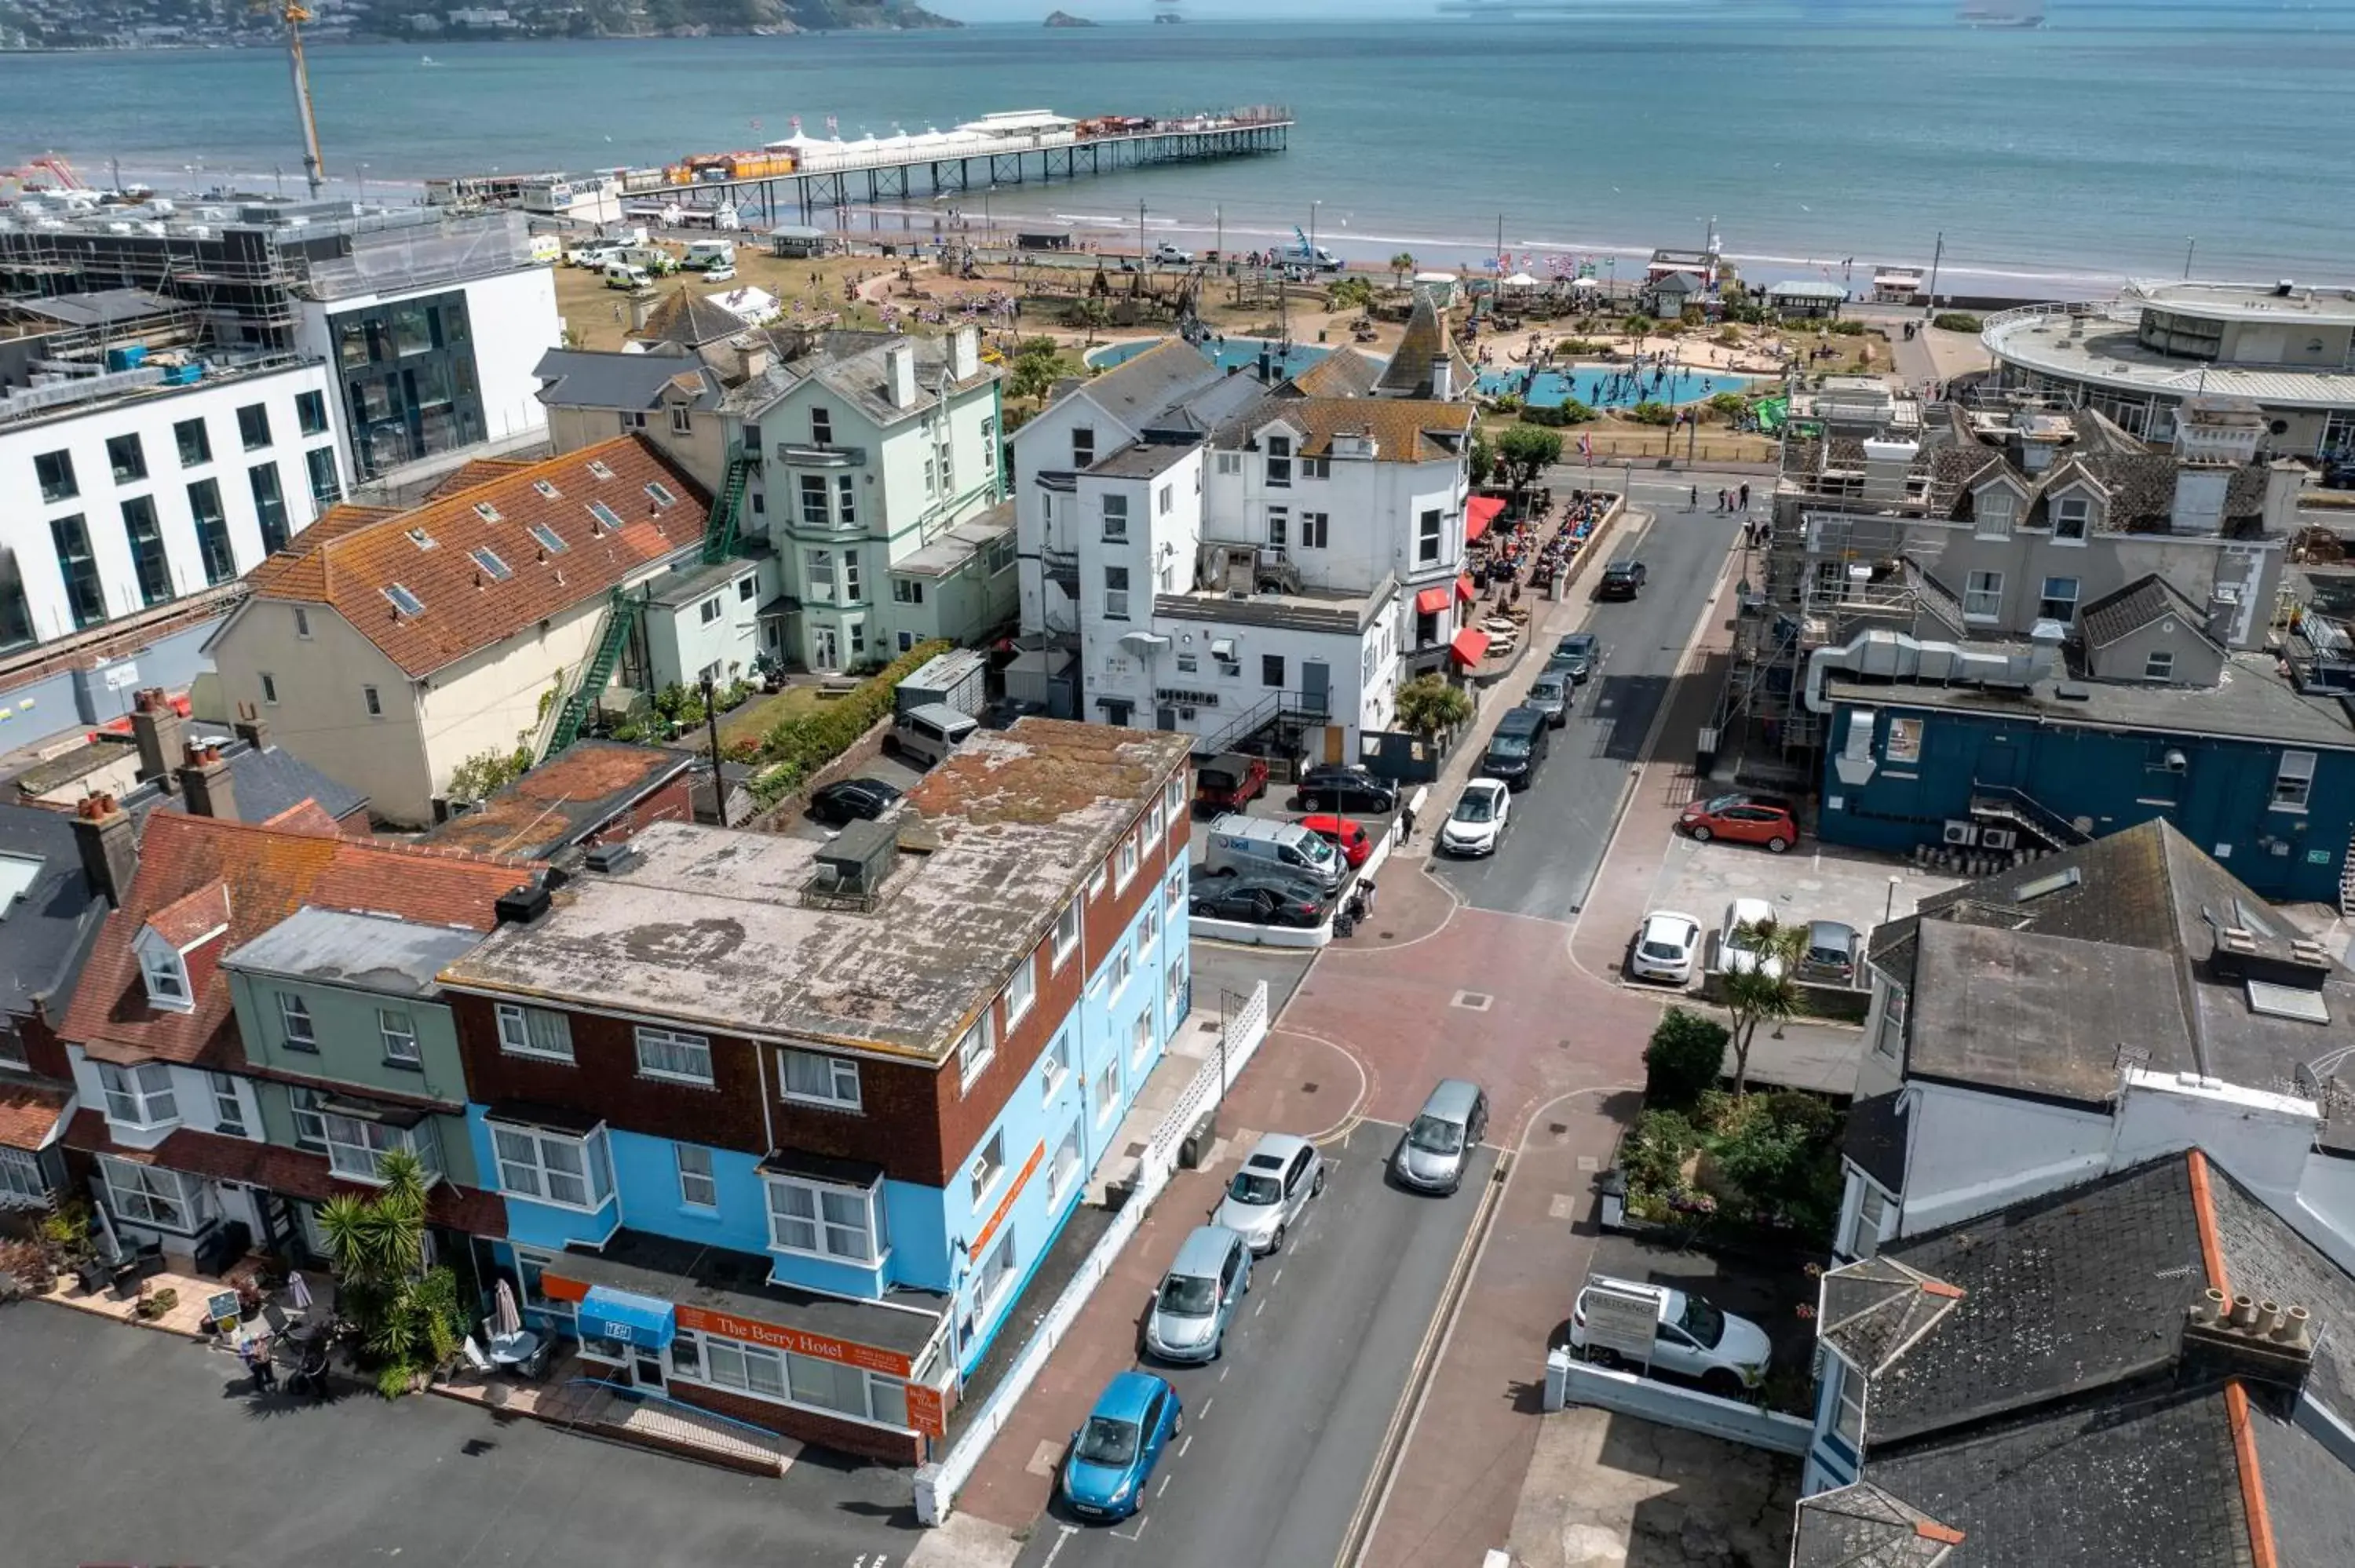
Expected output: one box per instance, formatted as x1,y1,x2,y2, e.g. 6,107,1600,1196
257,1,327,198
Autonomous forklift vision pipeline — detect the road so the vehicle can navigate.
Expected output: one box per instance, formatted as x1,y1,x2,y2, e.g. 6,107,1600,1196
1430,487,1744,923
0,1300,918,1568
1011,1123,1494,1568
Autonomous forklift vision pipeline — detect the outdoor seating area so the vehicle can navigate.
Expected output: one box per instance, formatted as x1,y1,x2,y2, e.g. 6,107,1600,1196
429,1347,799,1477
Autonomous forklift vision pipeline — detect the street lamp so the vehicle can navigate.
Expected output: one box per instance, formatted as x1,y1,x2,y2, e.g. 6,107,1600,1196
356,162,370,203
2183,236,2196,280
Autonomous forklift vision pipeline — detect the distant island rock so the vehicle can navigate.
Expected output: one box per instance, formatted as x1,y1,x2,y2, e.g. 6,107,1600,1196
1044,9,1100,24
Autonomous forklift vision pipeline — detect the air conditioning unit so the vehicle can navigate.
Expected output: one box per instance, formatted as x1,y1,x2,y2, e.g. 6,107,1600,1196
1942,820,1978,846
1978,828,2017,852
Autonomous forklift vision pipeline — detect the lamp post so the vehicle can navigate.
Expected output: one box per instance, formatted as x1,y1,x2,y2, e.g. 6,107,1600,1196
2183,236,2196,280
356,162,370,204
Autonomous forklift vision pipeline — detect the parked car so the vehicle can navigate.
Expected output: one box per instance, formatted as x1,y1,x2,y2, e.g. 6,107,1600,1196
1393,1078,1487,1194
1596,560,1648,600
1194,752,1269,814
808,777,903,826
1524,674,1571,728
1062,1371,1183,1521
1630,910,1703,985
1204,813,1344,892
1439,778,1511,857
1568,1275,1773,1395
1152,242,1195,264
1296,812,1375,869
1189,870,1329,927
1717,897,1786,978
1678,792,1799,854
1293,764,1397,815
1798,920,1862,986
1548,631,1600,684
1212,1132,1326,1254
1482,706,1550,790
1142,1225,1252,1362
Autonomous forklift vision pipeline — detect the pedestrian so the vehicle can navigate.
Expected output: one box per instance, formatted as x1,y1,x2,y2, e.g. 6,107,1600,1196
243,1335,278,1392
1739,481,1751,509
1689,484,1699,509
1400,801,1418,844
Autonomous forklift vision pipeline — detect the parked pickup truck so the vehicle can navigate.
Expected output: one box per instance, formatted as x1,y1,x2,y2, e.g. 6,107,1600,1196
1152,242,1195,265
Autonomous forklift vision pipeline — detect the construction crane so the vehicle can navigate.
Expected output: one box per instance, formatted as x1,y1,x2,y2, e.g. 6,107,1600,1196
255,0,327,198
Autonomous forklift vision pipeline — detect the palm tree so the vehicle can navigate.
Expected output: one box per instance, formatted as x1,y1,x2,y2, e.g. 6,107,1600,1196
319,1150,465,1396
1395,673,1473,738
1390,252,1417,290
1719,918,1809,1096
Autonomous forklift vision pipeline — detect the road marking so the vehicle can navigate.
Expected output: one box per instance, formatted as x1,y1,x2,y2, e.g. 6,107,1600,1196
1180,1433,1193,1457
1158,1474,1172,1498
1110,1516,1150,1543
1218,1365,1230,1381
1272,1268,1283,1286
1199,1397,1212,1418
1254,1298,1266,1316
1040,1525,1078,1567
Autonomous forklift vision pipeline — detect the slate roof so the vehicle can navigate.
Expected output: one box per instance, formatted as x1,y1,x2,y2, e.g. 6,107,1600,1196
1842,1090,1909,1193
1374,290,1474,399
728,329,1000,428
60,811,537,1069
0,800,109,1023
2076,572,2226,655
237,435,709,679
128,730,371,826
633,286,758,350
1069,338,1226,427
1789,1482,1966,1567
1288,347,1383,399
418,739,692,861
225,907,486,1000
534,345,718,413
0,1078,71,1152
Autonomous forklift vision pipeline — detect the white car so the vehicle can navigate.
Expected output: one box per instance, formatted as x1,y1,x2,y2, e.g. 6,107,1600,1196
1630,910,1703,985
1152,242,1195,264
1718,897,1785,979
1439,779,1510,857
1568,1275,1774,1395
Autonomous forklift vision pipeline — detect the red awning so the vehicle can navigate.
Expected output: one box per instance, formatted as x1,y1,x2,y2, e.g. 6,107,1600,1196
1449,628,1492,666
1456,574,1477,604
1415,585,1451,615
1465,497,1504,543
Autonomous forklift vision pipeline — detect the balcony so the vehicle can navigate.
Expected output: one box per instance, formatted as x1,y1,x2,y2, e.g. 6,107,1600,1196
1042,548,1080,592
777,443,867,468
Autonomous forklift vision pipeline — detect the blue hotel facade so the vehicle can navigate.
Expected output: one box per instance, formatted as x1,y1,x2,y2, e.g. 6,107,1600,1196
440,722,1196,1462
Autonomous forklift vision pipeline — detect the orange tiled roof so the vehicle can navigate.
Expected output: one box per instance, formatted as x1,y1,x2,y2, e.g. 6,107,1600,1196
144,879,230,947
61,810,539,1069
425,458,536,500
0,1080,71,1152
244,434,710,678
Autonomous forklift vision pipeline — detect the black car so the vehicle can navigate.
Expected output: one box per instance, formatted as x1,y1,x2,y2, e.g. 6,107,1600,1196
809,777,904,826
1482,706,1551,790
1547,631,1600,684
1597,561,1647,600
1293,765,1398,815
1191,874,1329,927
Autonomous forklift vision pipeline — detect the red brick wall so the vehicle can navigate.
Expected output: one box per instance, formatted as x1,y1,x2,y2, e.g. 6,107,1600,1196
580,774,696,848
671,1379,922,1464
13,1012,71,1081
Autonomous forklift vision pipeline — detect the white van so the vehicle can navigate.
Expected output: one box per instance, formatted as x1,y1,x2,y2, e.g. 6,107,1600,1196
1203,814,1343,892
603,261,652,290
684,239,736,272
891,702,980,768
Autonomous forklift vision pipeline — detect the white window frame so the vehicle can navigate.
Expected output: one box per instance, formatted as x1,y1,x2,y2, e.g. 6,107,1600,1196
1164,771,1185,818
99,1061,179,1129
1962,569,2003,622
671,1325,911,1428
2273,749,2317,812
1002,957,1036,1032
1164,864,1185,910
765,1172,884,1264
0,1146,44,1208
1216,451,1242,476
2145,650,2176,681
1853,1183,1889,1260
98,1155,208,1233
207,1071,246,1136
2051,494,2091,541
969,1129,1006,1210
496,1004,575,1062
1101,493,1130,542
1130,1009,1154,1070
1137,901,1159,962
1094,1057,1120,1125
490,1122,613,1212
1042,1030,1072,1103
291,1088,326,1150
2037,575,2079,622
676,1142,718,1209
778,1046,862,1110
278,991,316,1048
635,1025,715,1086
1103,564,1130,621
137,938,192,1012
1047,1122,1082,1205
1052,899,1081,969
1108,939,1133,1000
1115,831,1139,890
1145,800,1164,841
956,1012,997,1093
379,1008,420,1065
1972,488,2014,539
322,1112,440,1185
1831,1358,1867,1448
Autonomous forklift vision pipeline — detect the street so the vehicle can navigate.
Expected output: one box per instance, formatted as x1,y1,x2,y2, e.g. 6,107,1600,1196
1011,1125,1494,1568
1431,488,1744,923
0,1300,918,1568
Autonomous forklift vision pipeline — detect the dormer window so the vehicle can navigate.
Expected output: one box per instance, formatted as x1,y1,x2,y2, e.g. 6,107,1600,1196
1973,487,2016,538
134,929,197,1012
2052,494,2092,541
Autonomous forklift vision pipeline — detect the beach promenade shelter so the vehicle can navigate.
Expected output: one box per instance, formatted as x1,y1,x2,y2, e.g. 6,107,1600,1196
1766,279,1848,320
1648,246,1718,283
1648,270,1706,319
767,225,834,260
1871,267,1925,306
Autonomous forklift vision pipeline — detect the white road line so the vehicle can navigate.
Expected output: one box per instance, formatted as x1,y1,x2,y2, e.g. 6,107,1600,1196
1110,1517,1150,1543
1254,1299,1266,1316
1199,1397,1213,1417
1158,1473,1173,1498
1039,1525,1078,1567
1219,1365,1230,1381
1272,1268,1283,1286
1180,1433,1193,1457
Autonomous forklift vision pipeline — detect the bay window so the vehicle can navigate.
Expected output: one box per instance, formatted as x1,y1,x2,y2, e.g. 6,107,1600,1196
490,1121,613,1211
765,1172,883,1264
322,1111,443,1184
99,1061,179,1129
0,1147,46,1208
99,1155,211,1233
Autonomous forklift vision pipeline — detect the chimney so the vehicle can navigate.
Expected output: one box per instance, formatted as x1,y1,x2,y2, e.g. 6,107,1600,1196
951,325,980,382
2185,1284,2317,1392
2261,458,2310,535
1429,356,1452,402
1861,438,1919,504
71,793,137,908
734,336,770,385
130,687,184,791
231,698,268,753
885,340,917,410
628,293,654,333
176,739,238,822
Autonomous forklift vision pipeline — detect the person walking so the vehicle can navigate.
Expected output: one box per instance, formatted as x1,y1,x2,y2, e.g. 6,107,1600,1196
1689,484,1699,509
1739,481,1751,509
1400,800,1418,844
243,1335,278,1393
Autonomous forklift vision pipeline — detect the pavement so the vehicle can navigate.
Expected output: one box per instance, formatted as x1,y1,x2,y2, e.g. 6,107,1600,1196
1502,1407,1797,1568
0,1297,923,1567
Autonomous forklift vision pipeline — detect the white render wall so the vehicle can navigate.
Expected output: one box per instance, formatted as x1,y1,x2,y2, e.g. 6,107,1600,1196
1012,385,1145,642
1895,1080,2112,1236
2,364,345,651
68,1045,261,1154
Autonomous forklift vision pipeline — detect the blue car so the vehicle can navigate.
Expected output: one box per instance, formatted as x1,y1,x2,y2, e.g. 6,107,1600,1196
1061,1370,1184,1522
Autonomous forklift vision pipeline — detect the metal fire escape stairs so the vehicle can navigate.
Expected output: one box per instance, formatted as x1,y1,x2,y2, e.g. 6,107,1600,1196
701,442,754,565
544,589,645,760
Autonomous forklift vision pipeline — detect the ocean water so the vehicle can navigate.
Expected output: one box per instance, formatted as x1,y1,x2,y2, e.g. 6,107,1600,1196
5,8,2353,295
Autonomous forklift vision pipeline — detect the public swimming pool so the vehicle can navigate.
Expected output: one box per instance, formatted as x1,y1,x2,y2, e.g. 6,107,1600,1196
1473,366,1750,409
1088,337,1331,377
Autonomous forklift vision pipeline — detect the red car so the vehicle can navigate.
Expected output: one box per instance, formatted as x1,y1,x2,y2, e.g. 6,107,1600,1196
1678,793,1799,853
1295,812,1375,868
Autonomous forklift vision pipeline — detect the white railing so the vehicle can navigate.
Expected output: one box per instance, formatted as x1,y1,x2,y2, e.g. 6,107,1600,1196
912,979,1270,1525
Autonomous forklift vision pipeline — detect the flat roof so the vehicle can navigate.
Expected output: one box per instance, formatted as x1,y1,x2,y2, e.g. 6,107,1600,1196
1156,575,1397,636
422,739,692,861
1983,303,2355,411
1820,651,2355,750
226,907,484,999
644,556,755,608
2123,278,2355,325
440,719,1190,1059
1087,439,1198,480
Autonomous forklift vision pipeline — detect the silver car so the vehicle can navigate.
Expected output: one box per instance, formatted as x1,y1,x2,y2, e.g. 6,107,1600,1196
1524,674,1570,728
1393,1078,1488,1194
1142,1225,1252,1363
1212,1133,1327,1254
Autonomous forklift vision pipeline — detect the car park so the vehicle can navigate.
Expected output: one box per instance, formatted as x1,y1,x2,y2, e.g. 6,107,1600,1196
1548,631,1600,684
1194,752,1269,814
807,777,903,826
1062,1371,1183,1521
1141,1225,1252,1362
1630,910,1703,985
1568,1274,1773,1395
1678,792,1798,853
1293,764,1397,815
1524,673,1571,727
1717,897,1786,978
1482,706,1550,790
1597,560,1648,600
1189,869,1329,927
1211,1133,1326,1254
1296,812,1375,869
1798,919,1861,986
1393,1078,1487,1194
1438,778,1510,856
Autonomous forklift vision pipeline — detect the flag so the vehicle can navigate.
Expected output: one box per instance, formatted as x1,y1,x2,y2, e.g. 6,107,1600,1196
1579,432,1592,462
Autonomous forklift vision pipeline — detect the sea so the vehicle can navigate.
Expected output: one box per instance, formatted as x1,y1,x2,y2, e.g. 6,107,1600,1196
4,4,2353,300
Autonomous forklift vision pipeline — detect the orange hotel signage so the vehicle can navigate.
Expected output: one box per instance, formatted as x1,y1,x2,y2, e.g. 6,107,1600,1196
539,1272,915,1379
970,1140,1045,1261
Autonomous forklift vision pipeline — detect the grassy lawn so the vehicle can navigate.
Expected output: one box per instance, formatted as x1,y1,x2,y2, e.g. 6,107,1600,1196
717,683,826,750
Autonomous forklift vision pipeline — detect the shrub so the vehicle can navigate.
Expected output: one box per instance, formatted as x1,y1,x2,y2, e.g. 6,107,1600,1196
1932,312,1984,334
748,639,951,806
1557,337,1601,356
1621,1109,1699,1194
1626,399,1674,427
1705,391,1749,419
1489,392,1524,414
1644,1006,1729,1110
1827,319,1867,337
1714,325,1743,347
1521,399,1597,428
445,746,531,805
1395,673,1473,738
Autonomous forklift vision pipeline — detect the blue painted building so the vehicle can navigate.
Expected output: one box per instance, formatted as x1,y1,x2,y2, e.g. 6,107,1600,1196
440,719,1196,1460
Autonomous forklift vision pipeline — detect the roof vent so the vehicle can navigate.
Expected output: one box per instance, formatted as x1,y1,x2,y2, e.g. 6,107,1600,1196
494,884,551,925
2218,926,2258,955
583,841,640,876
802,819,900,912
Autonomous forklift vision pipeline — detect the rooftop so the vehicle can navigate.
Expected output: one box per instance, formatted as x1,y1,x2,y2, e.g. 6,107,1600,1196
534,344,718,413
419,739,692,861
1983,300,2355,410
1087,439,1199,480
439,720,1190,1061
0,801,110,1023
2124,277,2355,325
1066,337,1227,426
225,906,485,999
1156,574,1397,636
896,503,1013,578
1373,290,1475,400
727,327,999,428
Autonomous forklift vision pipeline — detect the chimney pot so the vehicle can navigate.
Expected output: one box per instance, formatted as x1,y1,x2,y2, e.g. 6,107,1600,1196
2200,1286,2229,1326
71,789,138,907
2275,1304,2312,1347
177,739,239,822
2231,1293,2259,1329
130,687,185,789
